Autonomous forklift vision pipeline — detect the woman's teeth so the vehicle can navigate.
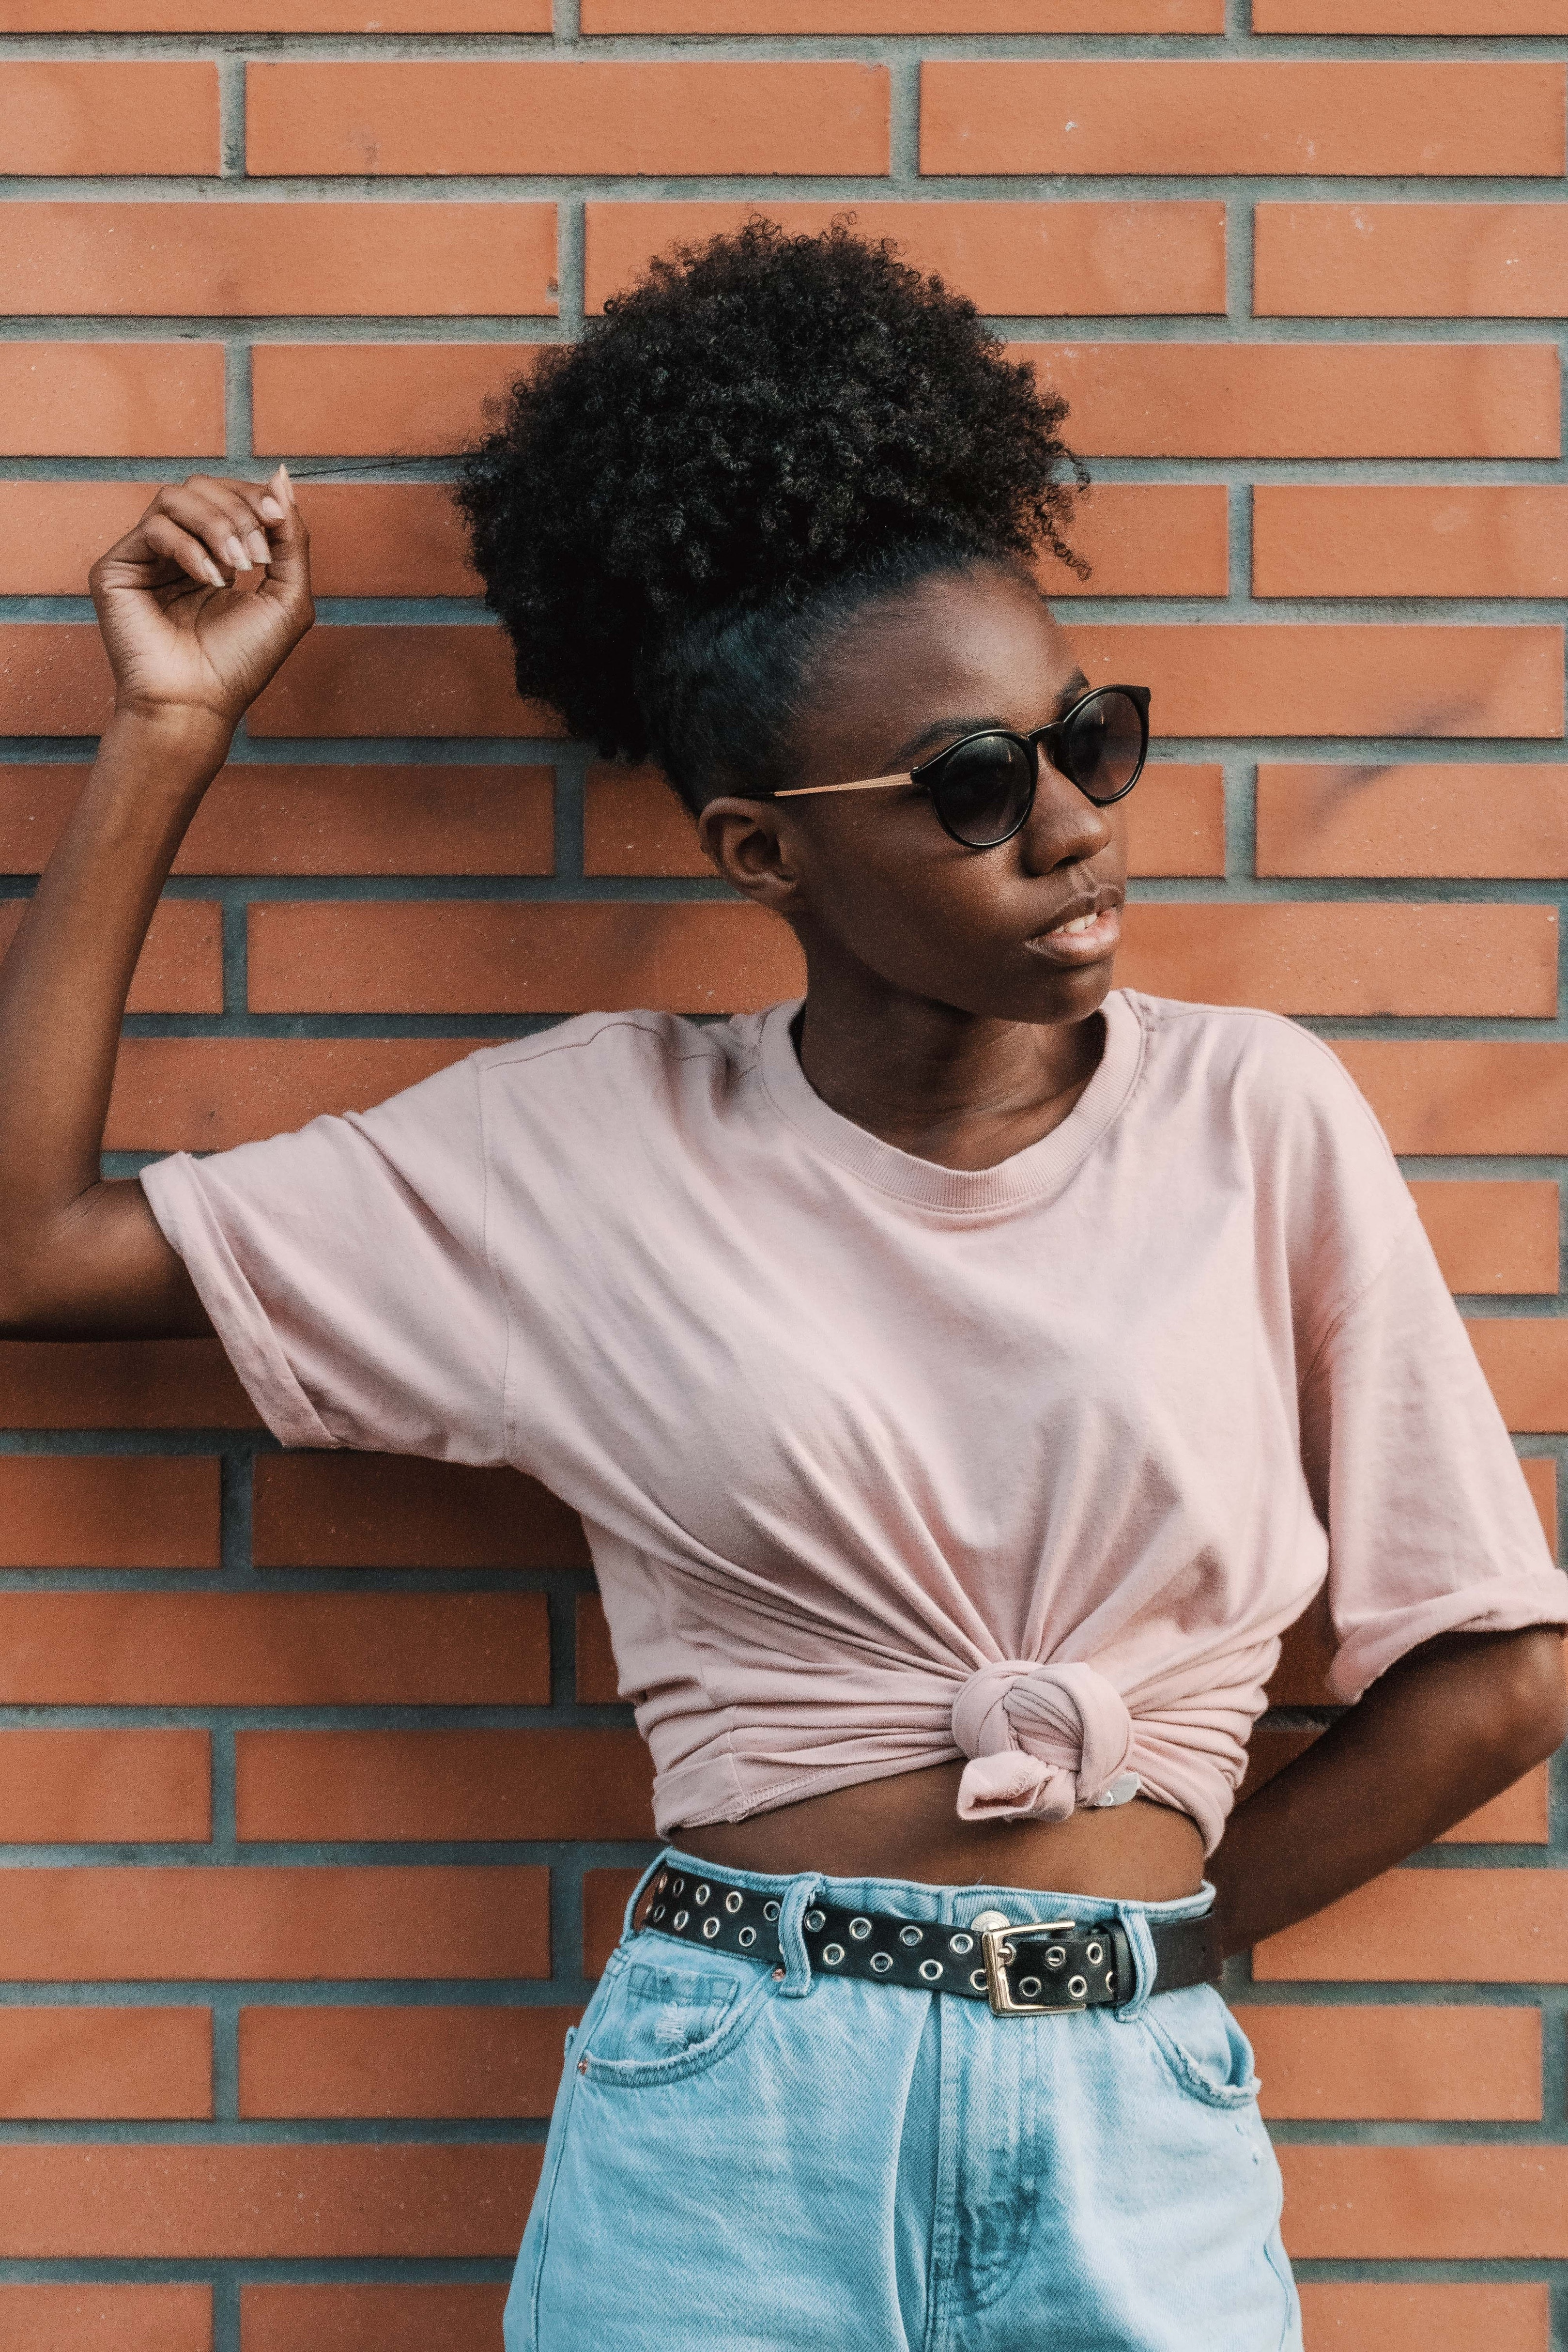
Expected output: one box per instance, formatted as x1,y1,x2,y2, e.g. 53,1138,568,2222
1053,912,1099,935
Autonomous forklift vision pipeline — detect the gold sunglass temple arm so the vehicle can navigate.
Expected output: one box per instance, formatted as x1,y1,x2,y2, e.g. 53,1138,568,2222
773,773,908,800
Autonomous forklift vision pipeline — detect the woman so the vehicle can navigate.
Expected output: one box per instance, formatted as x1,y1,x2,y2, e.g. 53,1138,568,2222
0,223,1561,2350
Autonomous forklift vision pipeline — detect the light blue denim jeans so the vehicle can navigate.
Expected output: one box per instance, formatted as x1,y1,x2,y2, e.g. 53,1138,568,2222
505,1848,1301,2352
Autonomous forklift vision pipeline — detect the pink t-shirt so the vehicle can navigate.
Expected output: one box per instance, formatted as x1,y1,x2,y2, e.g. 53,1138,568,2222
141,989,1567,1852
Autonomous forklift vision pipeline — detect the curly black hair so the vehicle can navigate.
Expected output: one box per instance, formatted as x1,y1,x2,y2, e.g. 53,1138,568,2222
456,218,1087,814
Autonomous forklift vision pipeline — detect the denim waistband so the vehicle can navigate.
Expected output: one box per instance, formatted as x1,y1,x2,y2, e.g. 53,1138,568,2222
646,1844,1215,1933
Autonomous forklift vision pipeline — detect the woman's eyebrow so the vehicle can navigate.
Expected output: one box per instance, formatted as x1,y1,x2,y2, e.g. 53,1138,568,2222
893,715,1003,765
892,675,1095,767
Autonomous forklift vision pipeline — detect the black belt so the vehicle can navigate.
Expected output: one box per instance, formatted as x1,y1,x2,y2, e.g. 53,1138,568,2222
638,1863,1221,2018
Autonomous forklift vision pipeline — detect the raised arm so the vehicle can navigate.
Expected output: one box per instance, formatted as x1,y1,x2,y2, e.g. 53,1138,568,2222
0,471,314,1337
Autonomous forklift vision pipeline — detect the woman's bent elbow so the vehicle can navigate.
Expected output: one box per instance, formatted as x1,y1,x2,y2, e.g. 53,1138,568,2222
1491,1627,1568,1772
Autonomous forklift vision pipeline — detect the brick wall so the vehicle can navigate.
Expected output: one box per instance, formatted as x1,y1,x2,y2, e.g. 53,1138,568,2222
0,1,1565,2346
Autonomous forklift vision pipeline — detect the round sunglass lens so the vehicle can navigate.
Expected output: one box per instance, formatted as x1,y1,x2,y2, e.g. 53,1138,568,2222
932,735,1033,847
1061,690,1145,804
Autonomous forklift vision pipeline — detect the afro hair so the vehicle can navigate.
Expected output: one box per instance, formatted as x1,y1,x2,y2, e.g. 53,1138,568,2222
456,217,1087,812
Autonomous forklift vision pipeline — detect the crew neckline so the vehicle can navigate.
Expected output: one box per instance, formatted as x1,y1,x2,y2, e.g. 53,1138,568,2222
756,988,1146,1213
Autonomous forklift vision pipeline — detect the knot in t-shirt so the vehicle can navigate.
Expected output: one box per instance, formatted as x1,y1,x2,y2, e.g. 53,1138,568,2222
951,1658,1140,1825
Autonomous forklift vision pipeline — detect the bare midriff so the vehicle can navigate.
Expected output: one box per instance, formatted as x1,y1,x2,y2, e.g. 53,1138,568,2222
677,1759,1206,1899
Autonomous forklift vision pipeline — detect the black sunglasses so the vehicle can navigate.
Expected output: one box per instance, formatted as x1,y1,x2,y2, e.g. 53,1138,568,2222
776,684,1152,850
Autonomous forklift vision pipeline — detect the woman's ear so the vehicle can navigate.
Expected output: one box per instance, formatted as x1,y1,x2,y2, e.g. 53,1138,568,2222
696,797,806,914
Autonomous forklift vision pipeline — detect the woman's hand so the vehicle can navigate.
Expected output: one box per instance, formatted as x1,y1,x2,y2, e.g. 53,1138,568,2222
89,466,314,731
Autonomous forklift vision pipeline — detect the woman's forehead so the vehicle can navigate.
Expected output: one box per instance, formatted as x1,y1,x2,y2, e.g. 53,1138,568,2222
805,566,1080,746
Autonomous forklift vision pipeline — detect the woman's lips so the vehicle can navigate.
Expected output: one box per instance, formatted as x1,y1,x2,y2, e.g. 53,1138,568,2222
1023,903,1122,964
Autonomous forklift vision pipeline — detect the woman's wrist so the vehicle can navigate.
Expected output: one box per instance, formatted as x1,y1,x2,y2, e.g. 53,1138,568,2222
97,703,235,799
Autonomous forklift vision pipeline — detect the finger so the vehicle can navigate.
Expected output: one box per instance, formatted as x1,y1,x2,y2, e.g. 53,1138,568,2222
254,466,314,619
150,483,272,577
140,514,229,591
182,474,289,567
92,495,234,587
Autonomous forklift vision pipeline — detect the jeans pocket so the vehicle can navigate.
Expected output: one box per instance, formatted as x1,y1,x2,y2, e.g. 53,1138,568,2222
578,1941,776,2088
1142,1984,1261,2110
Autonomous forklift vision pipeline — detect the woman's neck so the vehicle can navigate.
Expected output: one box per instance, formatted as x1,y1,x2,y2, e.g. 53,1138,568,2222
792,987,1108,1173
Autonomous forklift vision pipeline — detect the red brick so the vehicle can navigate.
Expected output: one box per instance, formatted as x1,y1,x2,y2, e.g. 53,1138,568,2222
187,763,544,870
1259,0,1568,23
1256,487,1568,600
0,346,224,459
0,1594,547,1707
584,758,1225,879
1256,1867,1568,1981
1256,205,1568,320
576,1593,620,1703
106,1038,474,1152
1296,2284,1551,2352
923,62,1562,178
0,762,550,875
1256,763,1568,880
1443,1762,1553,1843
1335,1040,1568,1155
253,1454,589,1569
0,205,557,319
9,0,547,20
0,1729,209,1842
0,621,114,735
247,901,807,1015
1107,765,1230,876
584,1868,640,1976
1282,2143,1568,2258
1072,623,1564,738
249,62,888,176
0,484,482,603
0,1341,256,1431
0,2145,538,2257
1117,903,1556,1019
239,2004,579,2117
252,344,543,458
0,1868,548,1981
247,626,557,739
0,2286,212,2352
236,1728,656,1842
1020,342,1558,459
1466,1318,1568,1432
1047,483,1228,597
242,2284,508,2352
583,765,709,878
587,0,1220,21
1407,1180,1559,1295
1521,1459,1558,1559
0,63,218,173
0,2007,210,2120
0,899,217,1015
1239,2003,1539,2120
0,1456,218,1569
586,201,1227,317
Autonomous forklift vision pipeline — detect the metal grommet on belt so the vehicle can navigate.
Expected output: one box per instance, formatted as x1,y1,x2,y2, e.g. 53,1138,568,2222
637,1867,1221,2016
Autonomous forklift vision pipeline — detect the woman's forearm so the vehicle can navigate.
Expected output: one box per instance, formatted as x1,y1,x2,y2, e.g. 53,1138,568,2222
0,468,311,1336
0,708,228,1320
1209,1624,1566,1957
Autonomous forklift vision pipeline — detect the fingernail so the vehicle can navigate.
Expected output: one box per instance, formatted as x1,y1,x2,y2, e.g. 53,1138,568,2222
246,531,270,565
223,536,250,572
277,462,295,505
259,497,286,522
203,558,226,588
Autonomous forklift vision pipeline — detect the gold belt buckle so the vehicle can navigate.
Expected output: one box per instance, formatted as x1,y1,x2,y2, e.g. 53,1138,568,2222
976,1914,1082,2016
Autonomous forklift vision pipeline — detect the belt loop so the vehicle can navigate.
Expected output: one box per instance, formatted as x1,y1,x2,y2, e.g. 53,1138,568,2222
774,1873,821,1998
1110,1903,1157,2021
621,1849,669,1942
